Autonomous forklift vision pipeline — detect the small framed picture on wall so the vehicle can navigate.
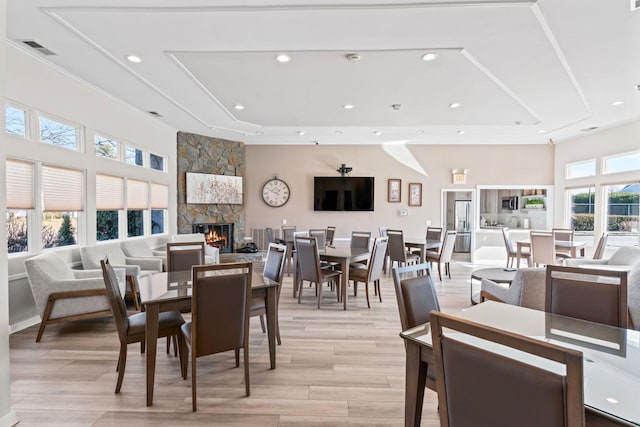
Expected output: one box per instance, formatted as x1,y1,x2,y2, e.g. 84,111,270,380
388,179,401,202
408,183,422,207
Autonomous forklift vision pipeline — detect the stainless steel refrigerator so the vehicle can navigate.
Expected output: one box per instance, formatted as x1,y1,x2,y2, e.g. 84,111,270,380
454,200,471,252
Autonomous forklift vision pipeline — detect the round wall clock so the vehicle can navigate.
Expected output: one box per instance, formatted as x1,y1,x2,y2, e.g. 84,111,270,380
261,177,290,207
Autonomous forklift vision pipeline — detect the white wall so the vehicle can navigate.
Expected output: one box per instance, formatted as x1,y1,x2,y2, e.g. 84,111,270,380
245,144,554,239
5,44,178,330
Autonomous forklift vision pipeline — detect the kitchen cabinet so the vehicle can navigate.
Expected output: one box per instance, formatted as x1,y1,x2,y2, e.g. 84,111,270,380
480,190,499,214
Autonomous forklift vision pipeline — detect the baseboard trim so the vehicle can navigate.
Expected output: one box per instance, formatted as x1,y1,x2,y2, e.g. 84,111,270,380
0,410,18,427
10,316,40,334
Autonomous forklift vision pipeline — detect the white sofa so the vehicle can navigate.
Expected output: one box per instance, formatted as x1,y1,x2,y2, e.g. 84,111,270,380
120,239,167,269
24,252,122,342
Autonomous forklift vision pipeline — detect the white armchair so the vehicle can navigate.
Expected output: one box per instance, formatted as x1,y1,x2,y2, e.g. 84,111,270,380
480,268,546,311
81,242,163,311
24,252,122,342
120,239,167,270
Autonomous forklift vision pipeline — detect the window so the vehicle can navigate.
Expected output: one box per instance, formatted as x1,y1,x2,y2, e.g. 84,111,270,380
127,179,148,237
150,153,165,171
6,159,34,254
96,174,124,241
566,160,596,179
39,116,79,150
5,105,26,137
95,134,119,160
150,183,168,234
569,186,595,237
603,151,640,175
42,165,83,248
605,183,639,247
126,145,144,166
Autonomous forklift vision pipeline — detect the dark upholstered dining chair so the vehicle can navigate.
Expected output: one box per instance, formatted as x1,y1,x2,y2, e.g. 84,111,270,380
392,262,440,392
100,257,185,393
387,229,420,270
181,262,253,411
545,265,628,328
326,226,336,246
166,241,205,272
250,243,287,344
430,311,584,427
348,236,388,308
295,236,341,308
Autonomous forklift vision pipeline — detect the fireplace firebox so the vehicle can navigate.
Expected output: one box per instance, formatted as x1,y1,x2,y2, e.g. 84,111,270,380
192,223,234,253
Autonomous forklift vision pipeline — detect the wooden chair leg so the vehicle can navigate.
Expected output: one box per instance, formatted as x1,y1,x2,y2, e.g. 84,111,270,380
259,314,266,333
115,343,127,393
365,282,371,308
243,347,250,397
297,280,304,304
317,282,323,309
437,262,442,281
36,296,56,342
191,356,197,412
377,280,382,303
235,349,240,367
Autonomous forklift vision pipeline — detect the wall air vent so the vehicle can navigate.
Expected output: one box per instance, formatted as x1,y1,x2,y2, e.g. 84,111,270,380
147,111,163,117
21,40,55,55
632,0,640,11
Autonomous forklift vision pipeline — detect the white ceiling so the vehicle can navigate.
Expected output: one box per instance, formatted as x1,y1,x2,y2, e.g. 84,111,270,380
7,0,640,145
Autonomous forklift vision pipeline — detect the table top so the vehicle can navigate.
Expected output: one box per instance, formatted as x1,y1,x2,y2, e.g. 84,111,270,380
404,238,441,250
516,239,587,249
401,301,640,426
471,267,518,283
318,246,369,259
138,270,277,305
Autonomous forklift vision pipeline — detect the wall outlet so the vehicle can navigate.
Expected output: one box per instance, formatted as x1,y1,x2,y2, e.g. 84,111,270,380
399,209,408,217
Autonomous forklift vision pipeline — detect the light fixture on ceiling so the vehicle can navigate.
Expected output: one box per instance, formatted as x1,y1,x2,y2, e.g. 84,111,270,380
126,54,142,63
275,54,291,63
392,104,402,110
336,163,353,176
548,138,555,145
416,130,424,134
233,104,245,110
538,129,546,134
374,131,382,136
611,100,625,106
346,53,361,64
343,104,354,110
297,131,305,136
421,53,438,61
334,130,343,134
636,84,640,92
449,102,461,109
457,130,465,135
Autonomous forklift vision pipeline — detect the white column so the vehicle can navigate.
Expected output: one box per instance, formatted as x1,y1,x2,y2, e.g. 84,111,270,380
0,0,18,424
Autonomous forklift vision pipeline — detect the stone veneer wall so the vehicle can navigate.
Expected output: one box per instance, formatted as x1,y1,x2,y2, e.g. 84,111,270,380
177,131,245,250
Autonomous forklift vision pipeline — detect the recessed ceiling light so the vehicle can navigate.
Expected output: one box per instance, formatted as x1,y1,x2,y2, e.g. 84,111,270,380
607,398,619,404
416,130,424,134
275,54,291,63
457,130,465,135
297,131,305,136
635,84,640,92
449,103,461,109
611,100,624,106
422,53,438,61
343,104,354,110
233,104,245,110
374,131,382,136
126,54,142,63
538,129,546,134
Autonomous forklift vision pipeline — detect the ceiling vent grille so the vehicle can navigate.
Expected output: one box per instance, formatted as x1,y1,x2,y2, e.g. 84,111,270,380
21,40,55,55
632,0,640,11
147,111,163,117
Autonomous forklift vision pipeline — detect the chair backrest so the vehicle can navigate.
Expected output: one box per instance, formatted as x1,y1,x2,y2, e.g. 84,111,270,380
265,227,276,244
171,233,206,244
263,243,287,283
309,229,327,248
501,227,515,254
120,239,154,257
607,245,640,265
24,252,78,317
166,242,205,272
545,265,628,328
430,311,584,427
326,226,336,245
379,226,389,237
100,257,129,342
439,231,457,263
191,262,252,357
295,236,322,283
531,231,556,266
387,229,408,263
350,231,371,249
282,225,297,242
593,233,608,260
552,228,574,242
392,263,440,331
426,227,443,243
81,243,127,269
365,237,389,283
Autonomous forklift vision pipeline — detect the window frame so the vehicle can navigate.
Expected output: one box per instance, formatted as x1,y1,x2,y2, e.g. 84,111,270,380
565,159,596,180
94,133,120,160
5,102,29,139
602,150,640,175
38,113,83,152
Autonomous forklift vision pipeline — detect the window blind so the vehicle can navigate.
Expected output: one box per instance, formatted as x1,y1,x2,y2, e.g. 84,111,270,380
150,183,168,209
96,174,124,210
42,165,84,212
6,159,34,209
127,179,148,210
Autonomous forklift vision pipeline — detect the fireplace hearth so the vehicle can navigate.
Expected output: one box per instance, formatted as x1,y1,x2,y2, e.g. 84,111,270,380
192,223,234,253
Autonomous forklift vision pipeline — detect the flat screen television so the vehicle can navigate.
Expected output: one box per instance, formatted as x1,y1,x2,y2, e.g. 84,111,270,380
314,177,375,211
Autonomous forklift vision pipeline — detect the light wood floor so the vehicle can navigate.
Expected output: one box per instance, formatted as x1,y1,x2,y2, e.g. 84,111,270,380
10,257,479,426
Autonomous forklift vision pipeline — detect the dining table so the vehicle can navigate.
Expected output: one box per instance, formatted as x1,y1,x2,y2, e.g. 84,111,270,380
516,239,587,267
403,237,442,263
292,246,370,310
137,269,280,407
400,301,640,427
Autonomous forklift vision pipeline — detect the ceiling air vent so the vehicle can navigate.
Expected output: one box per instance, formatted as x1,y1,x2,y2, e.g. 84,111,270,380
580,126,599,132
21,40,56,55
632,0,640,11
147,111,163,117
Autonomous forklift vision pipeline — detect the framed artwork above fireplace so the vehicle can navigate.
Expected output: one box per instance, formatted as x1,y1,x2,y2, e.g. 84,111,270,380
186,172,243,204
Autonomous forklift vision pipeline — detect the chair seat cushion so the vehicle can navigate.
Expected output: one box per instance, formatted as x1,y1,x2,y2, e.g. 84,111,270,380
127,310,185,336
321,269,341,281
250,296,265,311
348,267,368,281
